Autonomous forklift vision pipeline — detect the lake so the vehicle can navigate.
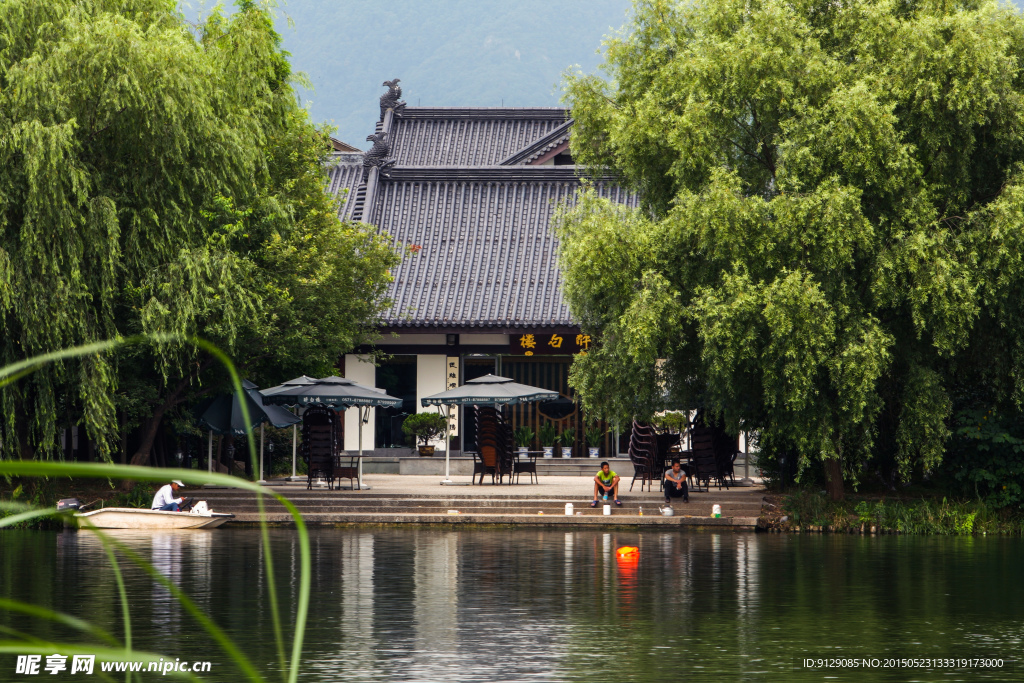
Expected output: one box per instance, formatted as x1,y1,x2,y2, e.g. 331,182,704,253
1,528,1020,682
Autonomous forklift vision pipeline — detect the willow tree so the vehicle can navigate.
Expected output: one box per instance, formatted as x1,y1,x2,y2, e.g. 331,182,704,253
558,0,1024,498
0,0,397,464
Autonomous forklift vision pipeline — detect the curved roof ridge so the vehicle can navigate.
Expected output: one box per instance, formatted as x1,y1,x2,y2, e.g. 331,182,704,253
499,119,574,165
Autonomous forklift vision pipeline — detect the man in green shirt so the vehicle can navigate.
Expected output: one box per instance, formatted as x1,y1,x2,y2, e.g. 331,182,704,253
591,461,621,507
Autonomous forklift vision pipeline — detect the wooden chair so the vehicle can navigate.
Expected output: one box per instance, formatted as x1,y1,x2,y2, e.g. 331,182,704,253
513,451,538,484
473,446,501,484
334,452,358,490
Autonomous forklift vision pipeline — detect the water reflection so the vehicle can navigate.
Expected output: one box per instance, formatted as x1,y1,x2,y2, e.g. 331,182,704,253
2,529,1022,682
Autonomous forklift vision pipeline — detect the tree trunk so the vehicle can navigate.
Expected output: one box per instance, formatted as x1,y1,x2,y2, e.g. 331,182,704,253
119,410,128,465
221,435,236,471
154,428,166,468
15,402,34,460
129,415,163,467
243,436,253,478
64,426,73,461
824,457,844,501
128,357,216,469
129,375,195,468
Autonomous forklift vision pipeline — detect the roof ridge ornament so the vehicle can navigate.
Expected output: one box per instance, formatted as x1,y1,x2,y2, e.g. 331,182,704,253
380,78,406,121
363,132,396,180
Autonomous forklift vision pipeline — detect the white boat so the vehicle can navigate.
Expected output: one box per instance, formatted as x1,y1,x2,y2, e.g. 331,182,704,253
75,503,234,530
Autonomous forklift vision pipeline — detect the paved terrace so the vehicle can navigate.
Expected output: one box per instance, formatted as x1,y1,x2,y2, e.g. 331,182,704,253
198,474,767,529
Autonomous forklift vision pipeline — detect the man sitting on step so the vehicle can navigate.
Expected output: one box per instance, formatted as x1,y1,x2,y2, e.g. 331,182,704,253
664,459,689,505
591,462,621,507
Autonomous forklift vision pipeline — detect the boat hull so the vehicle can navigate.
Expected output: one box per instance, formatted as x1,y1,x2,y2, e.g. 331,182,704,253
74,508,234,530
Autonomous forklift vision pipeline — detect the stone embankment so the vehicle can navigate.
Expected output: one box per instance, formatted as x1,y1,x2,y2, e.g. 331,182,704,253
196,476,765,529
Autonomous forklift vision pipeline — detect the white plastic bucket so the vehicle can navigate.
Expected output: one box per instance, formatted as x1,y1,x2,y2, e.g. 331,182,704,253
603,504,612,516
565,503,574,516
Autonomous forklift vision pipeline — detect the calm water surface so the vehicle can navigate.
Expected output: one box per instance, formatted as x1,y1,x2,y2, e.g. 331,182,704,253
1,528,1022,682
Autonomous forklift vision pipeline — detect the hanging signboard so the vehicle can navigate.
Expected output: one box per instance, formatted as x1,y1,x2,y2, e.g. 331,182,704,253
445,356,459,436
509,332,593,356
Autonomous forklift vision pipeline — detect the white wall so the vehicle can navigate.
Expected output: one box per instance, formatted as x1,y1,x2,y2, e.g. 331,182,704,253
376,334,447,345
343,354,376,452
461,334,508,346
416,355,448,450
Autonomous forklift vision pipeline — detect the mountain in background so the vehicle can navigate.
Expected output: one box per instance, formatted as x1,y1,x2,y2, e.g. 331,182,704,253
190,0,1023,148
203,0,634,148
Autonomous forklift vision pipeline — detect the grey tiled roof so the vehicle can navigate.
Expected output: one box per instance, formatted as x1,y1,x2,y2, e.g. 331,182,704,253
369,166,636,329
323,102,634,330
386,108,570,166
325,159,363,221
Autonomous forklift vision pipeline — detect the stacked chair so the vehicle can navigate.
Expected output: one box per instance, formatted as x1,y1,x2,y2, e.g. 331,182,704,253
628,421,659,491
689,425,730,491
713,430,740,486
302,406,340,490
472,407,515,485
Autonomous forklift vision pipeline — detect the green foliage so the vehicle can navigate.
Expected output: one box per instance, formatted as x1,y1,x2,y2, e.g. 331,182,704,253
586,425,605,447
0,0,398,462
514,425,536,448
784,491,1014,535
652,412,688,432
558,0,1024,494
537,421,558,447
400,412,447,447
106,482,151,509
0,337,313,683
938,408,1024,508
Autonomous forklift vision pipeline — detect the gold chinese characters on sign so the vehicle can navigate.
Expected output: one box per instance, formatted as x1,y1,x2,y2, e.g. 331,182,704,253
510,332,592,356
445,356,459,436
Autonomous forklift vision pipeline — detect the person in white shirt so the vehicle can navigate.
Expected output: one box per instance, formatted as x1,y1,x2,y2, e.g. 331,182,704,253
151,480,184,511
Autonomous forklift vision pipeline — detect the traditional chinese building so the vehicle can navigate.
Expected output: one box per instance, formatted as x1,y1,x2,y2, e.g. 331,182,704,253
328,81,635,461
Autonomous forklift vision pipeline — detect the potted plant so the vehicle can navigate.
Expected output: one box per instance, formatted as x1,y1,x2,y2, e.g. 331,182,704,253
537,422,557,458
514,426,535,455
586,425,604,457
559,429,574,458
401,412,448,456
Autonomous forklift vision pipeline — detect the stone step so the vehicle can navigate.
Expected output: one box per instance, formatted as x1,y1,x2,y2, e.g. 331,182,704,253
225,511,760,528
204,503,763,517
196,493,761,507
194,492,762,519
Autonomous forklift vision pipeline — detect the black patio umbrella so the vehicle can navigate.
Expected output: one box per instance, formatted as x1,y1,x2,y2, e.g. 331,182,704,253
193,381,301,482
420,374,558,483
421,374,558,407
261,375,403,409
194,380,300,436
261,376,403,489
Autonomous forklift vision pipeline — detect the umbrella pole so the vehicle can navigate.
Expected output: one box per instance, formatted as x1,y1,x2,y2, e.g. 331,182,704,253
258,423,267,485
291,415,297,480
207,430,213,474
355,406,368,490
441,404,453,485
